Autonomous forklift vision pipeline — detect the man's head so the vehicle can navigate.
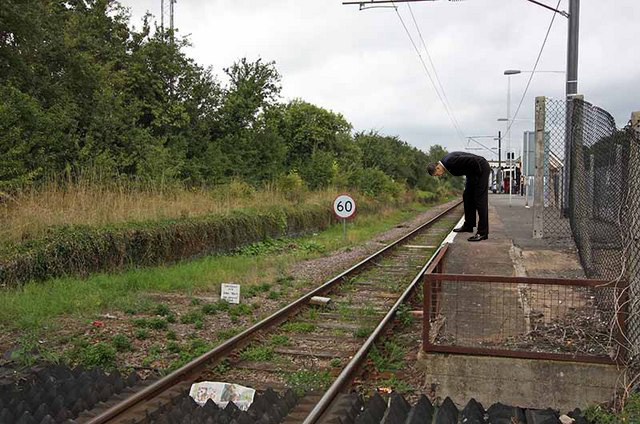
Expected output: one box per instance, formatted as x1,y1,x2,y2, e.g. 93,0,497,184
427,162,446,177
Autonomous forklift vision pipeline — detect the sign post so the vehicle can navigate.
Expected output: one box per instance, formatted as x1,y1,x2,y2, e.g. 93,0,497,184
333,194,356,240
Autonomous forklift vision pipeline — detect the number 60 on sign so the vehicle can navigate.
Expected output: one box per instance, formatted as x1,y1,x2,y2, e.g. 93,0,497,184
333,194,356,219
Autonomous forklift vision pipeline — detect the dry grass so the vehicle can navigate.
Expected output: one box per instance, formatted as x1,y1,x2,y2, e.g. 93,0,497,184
0,177,340,245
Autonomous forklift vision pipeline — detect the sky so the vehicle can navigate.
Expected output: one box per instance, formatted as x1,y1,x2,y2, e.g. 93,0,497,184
121,0,639,160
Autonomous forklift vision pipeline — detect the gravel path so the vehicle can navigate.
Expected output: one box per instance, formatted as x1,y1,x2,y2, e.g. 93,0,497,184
290,199,461,282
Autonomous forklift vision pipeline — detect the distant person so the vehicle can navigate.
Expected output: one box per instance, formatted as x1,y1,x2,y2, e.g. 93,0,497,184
427,152,490,242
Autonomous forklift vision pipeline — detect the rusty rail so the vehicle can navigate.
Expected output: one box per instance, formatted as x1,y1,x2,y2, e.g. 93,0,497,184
302,243,450,424
86,201,462,423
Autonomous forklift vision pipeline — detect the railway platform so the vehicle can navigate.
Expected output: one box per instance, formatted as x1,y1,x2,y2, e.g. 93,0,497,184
418,194,621,411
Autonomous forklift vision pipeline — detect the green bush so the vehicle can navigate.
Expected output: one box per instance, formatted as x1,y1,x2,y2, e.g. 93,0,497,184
180,310,204,325
148,317,168,330
275,171,306,202
585,393,640,424
77,342,117,369
348,168,403,200
298,151,336,190
111,334,131,352
154,304,171,316
416,190,437,203
0,204,334,287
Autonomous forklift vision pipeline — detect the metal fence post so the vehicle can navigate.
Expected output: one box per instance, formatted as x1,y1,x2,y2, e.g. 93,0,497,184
626,112,640,357
570,95,593,272
423,274,431,352
588,154,594,220
533,96,546,238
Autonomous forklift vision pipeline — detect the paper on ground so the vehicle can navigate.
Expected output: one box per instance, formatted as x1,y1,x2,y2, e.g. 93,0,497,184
189,382,255,411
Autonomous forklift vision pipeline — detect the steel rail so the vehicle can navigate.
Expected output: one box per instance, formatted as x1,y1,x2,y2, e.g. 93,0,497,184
86,200,462,424
302,235,451,424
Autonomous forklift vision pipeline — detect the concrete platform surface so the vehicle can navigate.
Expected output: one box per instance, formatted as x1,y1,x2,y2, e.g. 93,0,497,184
419,194,622,411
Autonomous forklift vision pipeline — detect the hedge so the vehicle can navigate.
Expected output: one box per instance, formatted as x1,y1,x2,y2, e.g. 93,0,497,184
0,204,336,287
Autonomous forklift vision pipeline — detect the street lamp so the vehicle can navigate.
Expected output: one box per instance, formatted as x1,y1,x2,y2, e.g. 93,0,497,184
502,69,565,207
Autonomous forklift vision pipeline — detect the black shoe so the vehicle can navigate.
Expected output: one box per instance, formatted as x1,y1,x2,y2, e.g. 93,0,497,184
453,226,474,233
468,234,488,242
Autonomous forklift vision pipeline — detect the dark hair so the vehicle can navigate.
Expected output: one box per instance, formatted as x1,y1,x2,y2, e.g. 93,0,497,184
427,162,439,176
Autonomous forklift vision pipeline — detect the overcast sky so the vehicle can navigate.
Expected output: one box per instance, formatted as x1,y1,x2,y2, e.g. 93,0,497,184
122,0,639,160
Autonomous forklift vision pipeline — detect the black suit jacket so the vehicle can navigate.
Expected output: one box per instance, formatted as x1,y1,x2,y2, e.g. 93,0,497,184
440,152,485,177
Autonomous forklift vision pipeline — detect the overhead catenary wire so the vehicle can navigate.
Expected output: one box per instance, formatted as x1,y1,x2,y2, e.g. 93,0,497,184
506,0,562,139
391,2,466,143
406,2,464,140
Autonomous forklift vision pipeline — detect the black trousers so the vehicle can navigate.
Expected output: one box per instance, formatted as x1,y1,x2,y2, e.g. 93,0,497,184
462,160,490,235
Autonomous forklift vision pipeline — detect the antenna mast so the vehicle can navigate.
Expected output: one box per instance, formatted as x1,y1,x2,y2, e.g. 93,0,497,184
160,0,176,41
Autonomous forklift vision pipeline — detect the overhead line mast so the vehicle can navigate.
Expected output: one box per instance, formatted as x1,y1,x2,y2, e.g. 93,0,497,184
161,0,176,42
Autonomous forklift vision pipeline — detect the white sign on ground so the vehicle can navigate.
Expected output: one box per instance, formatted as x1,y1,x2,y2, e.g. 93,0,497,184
189,382,255,410
333,194,356,219
220,283,240,304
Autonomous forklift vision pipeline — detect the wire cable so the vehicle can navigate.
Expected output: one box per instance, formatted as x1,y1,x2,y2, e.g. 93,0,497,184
391,2,466,143
506,0,562,138
406,2,464,139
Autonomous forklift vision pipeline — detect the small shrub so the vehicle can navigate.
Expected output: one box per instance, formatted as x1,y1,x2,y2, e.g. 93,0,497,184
214,359,231,374
132,318,149,328
190,298,202,306
267,290,281,300
330,358,342,368
276,275,294,287
149,344,163,355
269,335,291,346
180,310,204,325
111,334,131,352
215,300,230,311
368,341,405,372
240,346,274,361
275,171,306,201
167,341,181,353
229,303,252,317
154,304,171,316
353,327,372,338
135,329,149,340
281,322,315,333
217,328,240,340
78,342,117,369
585,393,640,424
165,313,176,323
166,330,177,340
298,240,325,254
286,370,331,396
148,317,168,330
202,303,219,315
396,305,413,327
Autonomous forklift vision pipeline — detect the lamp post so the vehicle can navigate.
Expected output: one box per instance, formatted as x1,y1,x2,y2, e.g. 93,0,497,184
502,69,564,207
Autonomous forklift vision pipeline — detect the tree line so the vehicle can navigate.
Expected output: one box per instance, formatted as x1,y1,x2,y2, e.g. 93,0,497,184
0,0,461,195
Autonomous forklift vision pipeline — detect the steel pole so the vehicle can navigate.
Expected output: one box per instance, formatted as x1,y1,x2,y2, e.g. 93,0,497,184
507,75,512,206
566,0,580,97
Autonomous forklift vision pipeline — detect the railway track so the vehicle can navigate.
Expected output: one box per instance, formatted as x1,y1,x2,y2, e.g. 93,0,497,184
74,201,463,424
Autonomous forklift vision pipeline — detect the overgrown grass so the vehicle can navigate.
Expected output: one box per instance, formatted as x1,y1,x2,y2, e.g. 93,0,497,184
368,340,405,372
585,394,640,424
285,370,332,396
0,195,456,332
0,179,341,245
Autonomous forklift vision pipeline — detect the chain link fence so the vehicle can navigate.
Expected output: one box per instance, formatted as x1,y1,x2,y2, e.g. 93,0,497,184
537,96,640,372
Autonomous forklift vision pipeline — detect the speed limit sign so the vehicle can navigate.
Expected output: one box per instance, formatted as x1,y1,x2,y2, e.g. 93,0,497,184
333,194,356,219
